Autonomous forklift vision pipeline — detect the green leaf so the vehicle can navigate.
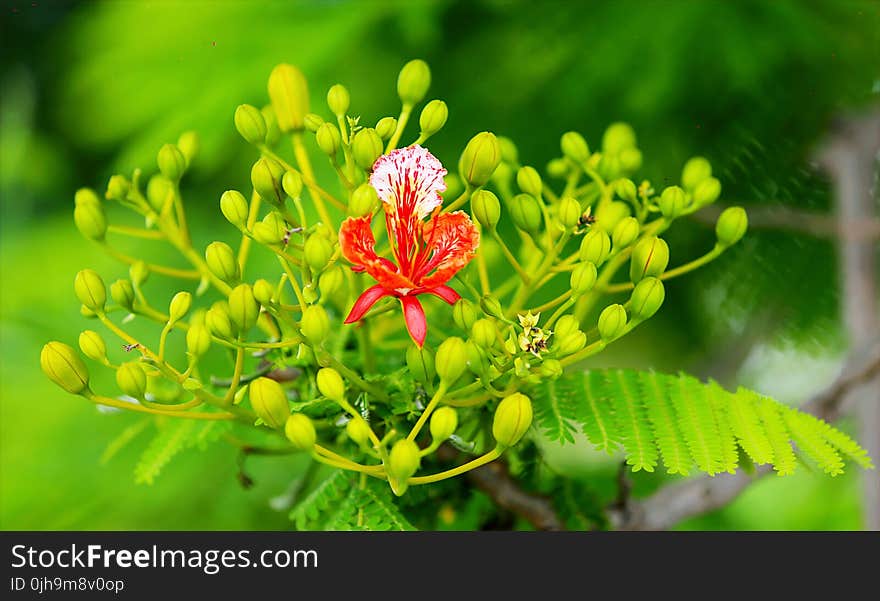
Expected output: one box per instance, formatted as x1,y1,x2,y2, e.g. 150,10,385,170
531,369,872,477
133,419,229,485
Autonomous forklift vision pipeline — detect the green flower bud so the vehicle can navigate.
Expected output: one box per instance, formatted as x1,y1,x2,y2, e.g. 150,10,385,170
157,143,187,181
435,337,467,384
539,359,563,378
470,189,501,230
252,279,275,306
146,174,174,212
318,266,345,299
492,392,533,448
304,234,333,273
375,116,397,140
326,84,350,116
129,261,149,288
282,170,303,199
659,186,686,219
419,99,448,138
459,131,501,188
406,345,435,384
611,216,640,249
177,131,199,166
249,376,290,429
116,361,147,399
616,179,638,202
629,236,669,283
303,113,324,133
598,304,628,341
75,187,101,207
268,63,309,132
228,284,259,332
168,291,192,324
570,261,598,296
251,157,285,204
300,305,330,344
619,148,642,173
561,131,590,163
630,277,665,320
252,212,287,245
110,279,135,311
480,295,505,320
41,342,90,395
554,315,580,339
105,175,130,202
349,183,378,217
234,104,267,146
465,339,489,375
579,229,612,265
285,413,316,451
206,301,236,339
547,158,569,179
471,318,497,349
430,406,458,442
74,269,106,312
397,59,431,106
558,196,581,229
693,177,721,206
594,200,631,233
351,128,383,170
554,330,586,356
78,330,107,363
452,299,478,331
345,416,371,447
316,367,345,402
682,156,712,191
315,122,342,157
498,136,518,165
205,241,240,285
74,199,107,241
186,323,211,358
602,122,637,154
387,439,420,496
715,206,748,247
516,166,542,198
220,190,249,228
261,105,281,145
508,193,542,233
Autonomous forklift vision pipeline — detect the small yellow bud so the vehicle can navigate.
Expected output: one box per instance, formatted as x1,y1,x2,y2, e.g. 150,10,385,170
315,122,342,157
316,367,345,402
693,177,721,206
508,193,542,233
616,179,638,202
105,175,130,201
303,113,324,133
471,318,497,349
594,200,631,233
658,186,686,219
387,439,420,496
74,269,106,312
285,413,317,451
579,229,611,265
553,315,580,339
547,157,569,179
346,416,371,447
397,59,431,106
351,128,383,170
560,131,590,163
78,330,107,362
435,337,467,384
249,377,290,429
300,305,330,344
177,131,199,166
570,262,598,296
349,183,378,217
303,234,333,273
206,301,236,339
459,131,501,188
145,175,173,212
630,277,665,320
116,361,147,399
110,279,135,311
73,198,107,241
516,166,542,198
629,236,669,283
479,295,505,320
282,170,303,199
406,345,435,384
228,284,259,332
375,116,398,140
558,196,582,229
602,122,637,155
681,157,712,191
168,291,192,324
251,212,287,245
205,241,240,285
234,104,267,146
219,190,249,228
492,393,533,448
186,323,211,358
619,148,642,173
598,304,628,341
611,216,640,249
157,143,187,182
326,84,350,116
252,279,274,306
430,406,458,442
498,136,518,164
251,157,285,204
418,99,448,138
470,189,501,230
41,342,90,395
715,206,748,247
268,63,309,132
129,261,149,288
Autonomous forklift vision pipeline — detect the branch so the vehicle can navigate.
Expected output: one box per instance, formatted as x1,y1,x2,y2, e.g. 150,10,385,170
607,344,880,531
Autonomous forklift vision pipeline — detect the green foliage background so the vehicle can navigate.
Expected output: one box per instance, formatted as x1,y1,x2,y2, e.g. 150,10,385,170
1,0,877,530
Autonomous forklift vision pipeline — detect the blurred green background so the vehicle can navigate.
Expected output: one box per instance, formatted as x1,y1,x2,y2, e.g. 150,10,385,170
1,0,878,530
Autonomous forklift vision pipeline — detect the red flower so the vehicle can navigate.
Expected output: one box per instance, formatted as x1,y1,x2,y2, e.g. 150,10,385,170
339,145,479,347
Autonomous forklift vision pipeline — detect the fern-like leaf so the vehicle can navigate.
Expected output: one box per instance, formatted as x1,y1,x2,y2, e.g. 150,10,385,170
133,419,229,485
290,470,354,530
532,369,871,478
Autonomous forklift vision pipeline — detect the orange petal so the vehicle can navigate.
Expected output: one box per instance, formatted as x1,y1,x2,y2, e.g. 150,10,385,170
416,211,480,289
339,217,415,291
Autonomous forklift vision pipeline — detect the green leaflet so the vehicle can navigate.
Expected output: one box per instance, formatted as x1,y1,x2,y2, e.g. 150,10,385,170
133,419,230,485
290,471,416,531
531,369,872,477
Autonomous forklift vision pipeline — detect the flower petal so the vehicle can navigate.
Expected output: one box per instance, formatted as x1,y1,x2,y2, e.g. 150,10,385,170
339,216,415,291
420,285,461,305
344,285,394,324
370,145,447,220
400,296,427,347
415,211,480,289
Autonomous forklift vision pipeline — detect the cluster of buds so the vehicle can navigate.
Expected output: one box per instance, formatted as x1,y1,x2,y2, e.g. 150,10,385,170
42,59,747,496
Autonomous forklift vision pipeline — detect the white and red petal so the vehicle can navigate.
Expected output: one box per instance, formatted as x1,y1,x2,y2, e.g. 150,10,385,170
370,145,447,221
414,211,480,289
